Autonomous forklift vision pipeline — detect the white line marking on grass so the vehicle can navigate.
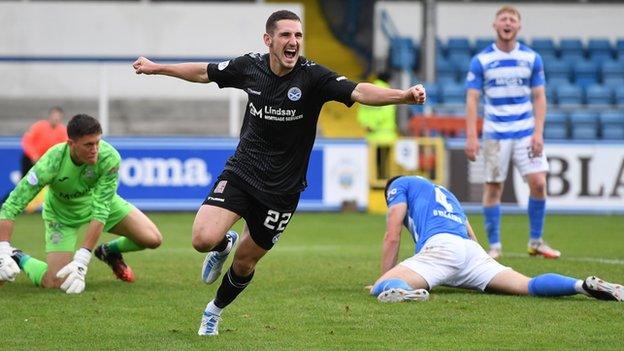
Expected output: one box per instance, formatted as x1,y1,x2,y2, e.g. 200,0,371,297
504,252,624,265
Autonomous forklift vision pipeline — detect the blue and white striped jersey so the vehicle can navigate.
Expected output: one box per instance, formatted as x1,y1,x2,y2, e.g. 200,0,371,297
466,43,545,140
386,176,469,253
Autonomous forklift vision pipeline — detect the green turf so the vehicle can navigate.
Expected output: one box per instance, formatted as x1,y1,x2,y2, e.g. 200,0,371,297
1,212,622,350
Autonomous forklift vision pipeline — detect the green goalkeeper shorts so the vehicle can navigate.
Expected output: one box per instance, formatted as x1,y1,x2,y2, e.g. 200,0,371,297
44,194,134,252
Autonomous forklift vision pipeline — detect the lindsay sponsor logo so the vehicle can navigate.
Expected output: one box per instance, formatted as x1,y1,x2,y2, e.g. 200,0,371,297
248,103,302,121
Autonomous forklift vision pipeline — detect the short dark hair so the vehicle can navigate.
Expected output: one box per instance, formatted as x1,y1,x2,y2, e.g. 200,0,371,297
67,114,102,140
384,175,403,203
266,10,301,34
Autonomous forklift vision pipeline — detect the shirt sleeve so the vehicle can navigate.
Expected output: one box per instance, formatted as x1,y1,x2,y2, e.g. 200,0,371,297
386,180,408,207
207,55,249,89
0,146,59,220
313,65,358,106
89,150,121,224
465,56,484,91
530,53,546,88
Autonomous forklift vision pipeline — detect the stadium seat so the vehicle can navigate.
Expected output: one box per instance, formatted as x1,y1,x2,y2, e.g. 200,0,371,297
556,84,583,106
585,84,613,106
474,37,494,53
544,59,570,83
436,56,457,83
446,37,472,57
600,110,624,139
616,39,624,59
389,37,416,69
569,111,599,139
573,60,599,88
545,86,556,104
448,53,471,82
587,38,613,64
440,83,466,105
532,38,557,58
544,111,568,139
423,82,441,105
560,38,585,58
615,86,624,106
571,124,598,140
601,60,624,83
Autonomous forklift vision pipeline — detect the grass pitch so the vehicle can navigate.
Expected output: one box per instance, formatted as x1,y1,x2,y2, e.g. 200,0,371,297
1,212,623,350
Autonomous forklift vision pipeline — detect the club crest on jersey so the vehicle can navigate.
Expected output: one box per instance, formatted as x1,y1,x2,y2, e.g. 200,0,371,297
84,168,96,179
287,87,302,101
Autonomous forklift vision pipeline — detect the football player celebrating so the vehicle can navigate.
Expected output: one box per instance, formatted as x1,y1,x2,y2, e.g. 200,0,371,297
0,114,162,293
370,175,622,303
133,9,426,335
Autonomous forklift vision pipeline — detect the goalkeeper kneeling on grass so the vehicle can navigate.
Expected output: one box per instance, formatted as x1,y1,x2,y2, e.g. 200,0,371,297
0,114,162,293
369,175,622,303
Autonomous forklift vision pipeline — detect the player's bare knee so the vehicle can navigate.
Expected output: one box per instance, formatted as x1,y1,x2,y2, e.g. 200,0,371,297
145,227,163,249
41,275,63,289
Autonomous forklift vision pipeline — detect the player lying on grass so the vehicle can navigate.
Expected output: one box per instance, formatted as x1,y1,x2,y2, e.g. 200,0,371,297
0,114,162,293
369,175,622,303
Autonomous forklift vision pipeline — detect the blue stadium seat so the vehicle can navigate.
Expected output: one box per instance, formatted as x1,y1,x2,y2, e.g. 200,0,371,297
446,37,472,57
545,86,556,104
544,59,570,83
448,53,471,82
573,60,599,87
616,39,624,59
615,86,624,106
389,37,416,69
585,84,613,106
556,84,583,106
560,38,585,58
423,82,440,105
604,77,624,89
441,83,466,105
532,38,557,57
587,38,613,64
544,111,568,139
433,105,465,116
601,60,624,83
600,110,624,139
436,56,457,83
569,111,599,139
544,124,568,140
474,37,494,53
571,124,598,140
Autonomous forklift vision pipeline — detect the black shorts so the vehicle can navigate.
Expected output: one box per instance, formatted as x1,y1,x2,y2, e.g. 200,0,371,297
203,171,300,250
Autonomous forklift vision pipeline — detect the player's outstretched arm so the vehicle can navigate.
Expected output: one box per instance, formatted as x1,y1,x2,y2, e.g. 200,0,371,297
351,83,426,106
132,56,210,83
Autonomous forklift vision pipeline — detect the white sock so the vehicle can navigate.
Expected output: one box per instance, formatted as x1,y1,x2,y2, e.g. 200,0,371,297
205,300,223,315
575,280,590,296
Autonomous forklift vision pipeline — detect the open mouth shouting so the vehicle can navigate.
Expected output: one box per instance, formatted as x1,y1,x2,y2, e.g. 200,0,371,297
284,48,298,62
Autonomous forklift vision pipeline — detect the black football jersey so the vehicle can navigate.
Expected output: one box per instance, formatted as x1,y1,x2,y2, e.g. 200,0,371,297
207,53,358,194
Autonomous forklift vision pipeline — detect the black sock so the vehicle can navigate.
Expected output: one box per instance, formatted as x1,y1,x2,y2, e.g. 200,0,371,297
212,235,229,252
214,266,254,309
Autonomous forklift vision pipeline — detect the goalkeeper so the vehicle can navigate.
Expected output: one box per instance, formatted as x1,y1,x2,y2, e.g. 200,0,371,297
0,114,162,293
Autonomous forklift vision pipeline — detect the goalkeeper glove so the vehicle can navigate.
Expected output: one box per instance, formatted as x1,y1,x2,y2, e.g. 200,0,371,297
56,248,91,294
0,241,20,282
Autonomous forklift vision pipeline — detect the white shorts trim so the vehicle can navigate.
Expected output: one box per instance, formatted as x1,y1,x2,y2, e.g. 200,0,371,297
399,234,511,291
483,136,549,183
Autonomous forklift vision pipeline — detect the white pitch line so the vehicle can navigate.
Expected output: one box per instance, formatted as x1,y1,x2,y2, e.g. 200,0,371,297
503,252,624,266
151,247,624,265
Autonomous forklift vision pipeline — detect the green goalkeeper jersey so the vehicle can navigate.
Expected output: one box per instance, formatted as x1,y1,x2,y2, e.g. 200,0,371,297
0,140,121,227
